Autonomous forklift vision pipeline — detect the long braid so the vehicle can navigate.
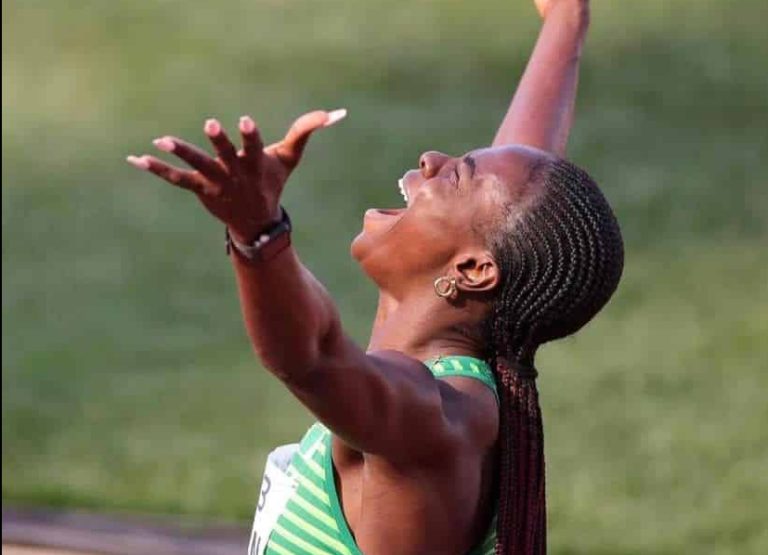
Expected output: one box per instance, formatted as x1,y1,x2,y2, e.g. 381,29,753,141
493,361,545,555
483,157,624,553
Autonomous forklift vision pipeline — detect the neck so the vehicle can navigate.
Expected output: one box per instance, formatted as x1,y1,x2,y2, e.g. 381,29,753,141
367,289,486,362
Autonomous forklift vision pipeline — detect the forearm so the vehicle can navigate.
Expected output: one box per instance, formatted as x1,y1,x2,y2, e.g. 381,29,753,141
231,246,340,383
493,3,589,155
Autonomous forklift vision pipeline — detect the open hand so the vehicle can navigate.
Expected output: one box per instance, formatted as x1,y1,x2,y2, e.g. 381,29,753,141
127,109,346,241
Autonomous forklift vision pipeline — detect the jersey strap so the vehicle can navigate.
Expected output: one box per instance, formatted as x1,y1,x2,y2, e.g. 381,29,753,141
424,355,498,402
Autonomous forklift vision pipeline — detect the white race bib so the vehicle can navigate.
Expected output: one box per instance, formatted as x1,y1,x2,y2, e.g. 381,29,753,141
247,444,299,555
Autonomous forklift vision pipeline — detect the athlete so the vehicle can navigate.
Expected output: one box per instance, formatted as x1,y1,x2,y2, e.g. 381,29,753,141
127,1,623,553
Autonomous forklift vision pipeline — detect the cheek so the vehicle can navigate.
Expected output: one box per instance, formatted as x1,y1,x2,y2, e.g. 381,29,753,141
352,217,456,279
386,218,457,273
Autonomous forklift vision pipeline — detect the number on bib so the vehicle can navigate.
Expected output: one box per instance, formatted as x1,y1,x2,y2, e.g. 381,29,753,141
248,444,299,555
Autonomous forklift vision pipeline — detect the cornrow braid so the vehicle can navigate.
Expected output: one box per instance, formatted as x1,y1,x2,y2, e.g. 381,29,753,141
483,157,624,554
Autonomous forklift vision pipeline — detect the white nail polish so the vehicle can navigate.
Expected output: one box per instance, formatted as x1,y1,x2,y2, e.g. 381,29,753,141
126,155,150,170
204,119,221,136
239,116,255,133
325,109,348,127
153,137,175,152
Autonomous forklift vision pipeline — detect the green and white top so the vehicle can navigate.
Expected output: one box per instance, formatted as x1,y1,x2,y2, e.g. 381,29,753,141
248,356,498,555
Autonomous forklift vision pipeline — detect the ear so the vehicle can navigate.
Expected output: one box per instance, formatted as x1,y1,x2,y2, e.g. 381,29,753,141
452,250,500,294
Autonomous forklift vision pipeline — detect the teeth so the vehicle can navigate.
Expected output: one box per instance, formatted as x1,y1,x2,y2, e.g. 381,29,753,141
398,178,409,204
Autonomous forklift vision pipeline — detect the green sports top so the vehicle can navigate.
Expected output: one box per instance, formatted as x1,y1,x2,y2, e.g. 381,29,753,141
257,356,499,555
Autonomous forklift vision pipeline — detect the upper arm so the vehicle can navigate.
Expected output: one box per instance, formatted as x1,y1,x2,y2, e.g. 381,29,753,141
281,331,496,462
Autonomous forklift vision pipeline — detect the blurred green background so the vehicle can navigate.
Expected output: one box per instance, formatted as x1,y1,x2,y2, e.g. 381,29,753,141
3,0,767,553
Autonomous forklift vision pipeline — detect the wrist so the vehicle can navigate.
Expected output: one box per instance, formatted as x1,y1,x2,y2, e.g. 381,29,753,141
226,207,292,265
228,209,282,244
546,2,590,32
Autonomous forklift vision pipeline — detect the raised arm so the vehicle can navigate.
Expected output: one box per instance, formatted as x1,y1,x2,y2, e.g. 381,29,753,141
126,112,483,463
493,0,590,155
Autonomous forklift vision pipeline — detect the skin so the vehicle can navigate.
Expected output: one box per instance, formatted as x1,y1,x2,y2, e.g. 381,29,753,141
127,1,589,553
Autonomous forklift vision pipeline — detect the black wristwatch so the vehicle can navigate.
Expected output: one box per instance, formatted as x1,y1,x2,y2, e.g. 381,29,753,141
225,207,292,264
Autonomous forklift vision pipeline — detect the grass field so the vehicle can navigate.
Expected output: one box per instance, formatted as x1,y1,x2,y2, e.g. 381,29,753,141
3,0,768,553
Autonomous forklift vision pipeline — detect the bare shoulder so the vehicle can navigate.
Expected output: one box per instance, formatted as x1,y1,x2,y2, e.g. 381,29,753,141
371,350,499,455
438,376,499,452
323,349,499,464
372,351,499,455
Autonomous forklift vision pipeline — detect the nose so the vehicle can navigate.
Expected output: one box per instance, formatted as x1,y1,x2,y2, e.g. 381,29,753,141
418,151,451,179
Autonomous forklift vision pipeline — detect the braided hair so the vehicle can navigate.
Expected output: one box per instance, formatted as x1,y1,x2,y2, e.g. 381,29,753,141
482,157,624,554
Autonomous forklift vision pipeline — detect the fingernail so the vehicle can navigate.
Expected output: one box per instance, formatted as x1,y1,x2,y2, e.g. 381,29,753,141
324,108,347,127
204,118,221,136
239,116,255,133
126,155,150,170
153,137,175,152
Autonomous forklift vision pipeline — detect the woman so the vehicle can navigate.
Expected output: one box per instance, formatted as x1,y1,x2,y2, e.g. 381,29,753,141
127,0,623,553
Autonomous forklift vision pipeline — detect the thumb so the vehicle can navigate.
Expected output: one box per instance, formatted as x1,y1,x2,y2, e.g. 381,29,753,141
273,109,347,169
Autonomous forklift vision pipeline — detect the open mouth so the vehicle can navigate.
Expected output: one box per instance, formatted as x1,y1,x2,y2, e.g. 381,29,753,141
363,176,410,224
375,208,405,216
364,207,405,225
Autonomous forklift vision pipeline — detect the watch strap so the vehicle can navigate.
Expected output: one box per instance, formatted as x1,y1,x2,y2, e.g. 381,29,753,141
225,207,292,264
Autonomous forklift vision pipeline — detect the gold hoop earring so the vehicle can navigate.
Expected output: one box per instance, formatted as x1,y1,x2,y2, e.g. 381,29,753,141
433,276,458,299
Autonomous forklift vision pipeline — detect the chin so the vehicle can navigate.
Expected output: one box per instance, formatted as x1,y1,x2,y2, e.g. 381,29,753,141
350,210,400,263
350,228,382,268
350,230,366,262
350,228,394,289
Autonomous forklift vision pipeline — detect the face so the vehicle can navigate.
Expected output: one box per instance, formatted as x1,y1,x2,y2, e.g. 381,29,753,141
351,144,549,295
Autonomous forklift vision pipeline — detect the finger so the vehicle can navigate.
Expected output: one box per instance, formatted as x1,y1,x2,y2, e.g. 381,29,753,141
275,108,346,168
153,136,227,182
127,155,207,194
239,116,264,165
204,118,239,171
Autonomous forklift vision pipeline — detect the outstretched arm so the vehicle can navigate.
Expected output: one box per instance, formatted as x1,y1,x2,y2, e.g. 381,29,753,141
127,112,487,463
493,0,590,155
